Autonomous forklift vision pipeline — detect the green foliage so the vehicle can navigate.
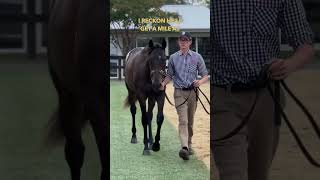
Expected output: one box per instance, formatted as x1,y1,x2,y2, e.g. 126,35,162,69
111,0,178,29
110,0,180,55
165,0,187,4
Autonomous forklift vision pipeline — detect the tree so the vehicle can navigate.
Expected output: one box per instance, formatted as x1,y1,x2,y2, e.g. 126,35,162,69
184,0,210,6
111,0,179,55
165,0,187,4
203,0,210,7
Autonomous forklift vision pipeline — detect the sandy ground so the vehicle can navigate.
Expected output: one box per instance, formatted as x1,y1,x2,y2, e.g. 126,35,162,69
163,69,320,179
163,82,211,169
270,69,320,180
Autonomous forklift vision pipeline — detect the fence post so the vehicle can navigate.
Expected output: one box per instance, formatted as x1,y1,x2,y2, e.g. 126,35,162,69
118,57,122,80
27,0,36,58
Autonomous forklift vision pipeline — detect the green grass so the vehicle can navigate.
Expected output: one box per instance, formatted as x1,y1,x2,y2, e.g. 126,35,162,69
110,81,209,180
0,58,209,180
0,61,101,180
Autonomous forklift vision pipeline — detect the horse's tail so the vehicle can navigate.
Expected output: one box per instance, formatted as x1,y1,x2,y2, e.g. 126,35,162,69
123,94,136,108
124,96,130,108
45,105,88,147
124,96,131,108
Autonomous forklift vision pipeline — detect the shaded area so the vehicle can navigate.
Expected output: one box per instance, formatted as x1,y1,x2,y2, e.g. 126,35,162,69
0,58,101,180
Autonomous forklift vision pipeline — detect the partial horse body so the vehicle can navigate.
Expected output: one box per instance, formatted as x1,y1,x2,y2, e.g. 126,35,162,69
124,40,167,155
47,0,107,180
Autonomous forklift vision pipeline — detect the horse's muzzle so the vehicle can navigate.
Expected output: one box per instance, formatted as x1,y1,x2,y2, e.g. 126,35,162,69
152,83,161,93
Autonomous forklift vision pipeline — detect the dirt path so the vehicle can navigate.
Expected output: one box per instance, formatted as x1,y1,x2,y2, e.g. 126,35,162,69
163,82,210,169
270,69,320,180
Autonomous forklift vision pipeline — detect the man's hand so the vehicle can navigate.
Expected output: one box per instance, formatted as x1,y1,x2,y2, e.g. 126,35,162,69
193,80,202,87
159,82,166,91
160,76,172,91
193,75,208,87
269,44,314,80
268,58,298,80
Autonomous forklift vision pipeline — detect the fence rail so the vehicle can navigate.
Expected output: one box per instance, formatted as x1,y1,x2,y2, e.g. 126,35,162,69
0,13,48,22
110,55,210,80
0,0,48,58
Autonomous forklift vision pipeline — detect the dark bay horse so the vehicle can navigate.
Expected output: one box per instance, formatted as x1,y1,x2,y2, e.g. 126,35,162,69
47,0,107,180
124,40,167,155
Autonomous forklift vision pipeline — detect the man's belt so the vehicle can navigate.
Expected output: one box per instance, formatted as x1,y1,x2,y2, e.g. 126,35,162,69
175,87,194,91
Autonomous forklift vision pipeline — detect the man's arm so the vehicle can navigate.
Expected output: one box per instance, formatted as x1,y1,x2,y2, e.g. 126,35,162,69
270,0,315,80
193,75,209,87
290,44,315,70
162,76,172,86
193,54,209,87
270,44,314,80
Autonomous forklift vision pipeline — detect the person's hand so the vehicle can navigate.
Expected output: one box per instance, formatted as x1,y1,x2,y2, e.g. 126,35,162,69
193,80,202,87
268,58,298,80
159,82,166,91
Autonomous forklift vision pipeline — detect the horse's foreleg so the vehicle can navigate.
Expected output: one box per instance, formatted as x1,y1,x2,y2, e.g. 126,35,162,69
59,98,85,180
138,98,150,155
152,94,165,152
147,98,156,146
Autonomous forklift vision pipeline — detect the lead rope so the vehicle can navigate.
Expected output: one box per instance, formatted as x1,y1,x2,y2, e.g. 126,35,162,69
160,71,192,108
267,80,320,167
212,91,258,141
193,87,210,115
164,89,192,108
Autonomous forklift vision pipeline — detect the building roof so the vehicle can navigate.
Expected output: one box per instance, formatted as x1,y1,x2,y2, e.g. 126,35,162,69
110,4,210,31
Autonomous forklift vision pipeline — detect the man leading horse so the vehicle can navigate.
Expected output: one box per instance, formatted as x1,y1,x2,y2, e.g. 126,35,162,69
161,32,209,160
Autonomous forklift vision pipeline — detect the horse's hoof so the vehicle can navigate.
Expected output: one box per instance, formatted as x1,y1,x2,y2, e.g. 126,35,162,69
152,142,160,152
143,149,151,155
131,137,137,144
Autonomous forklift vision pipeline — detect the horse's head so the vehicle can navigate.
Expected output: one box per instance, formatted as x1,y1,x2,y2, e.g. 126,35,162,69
146,39,167,93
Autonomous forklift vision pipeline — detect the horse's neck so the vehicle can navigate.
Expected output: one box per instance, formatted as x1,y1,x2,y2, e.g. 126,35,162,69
139,60,152,84
142,62,151,82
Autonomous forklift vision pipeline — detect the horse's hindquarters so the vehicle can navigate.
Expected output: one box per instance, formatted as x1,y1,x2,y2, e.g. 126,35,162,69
124,48,149,92
77,0,106,88
48,0,81,91
47,0,108,179
48,0,107,95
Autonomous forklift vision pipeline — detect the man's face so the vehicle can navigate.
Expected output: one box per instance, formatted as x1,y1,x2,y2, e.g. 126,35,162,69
178,37,192,50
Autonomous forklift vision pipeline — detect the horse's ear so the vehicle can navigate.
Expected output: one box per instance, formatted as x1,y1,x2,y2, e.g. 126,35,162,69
148,40,154,48
161,39,167,49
